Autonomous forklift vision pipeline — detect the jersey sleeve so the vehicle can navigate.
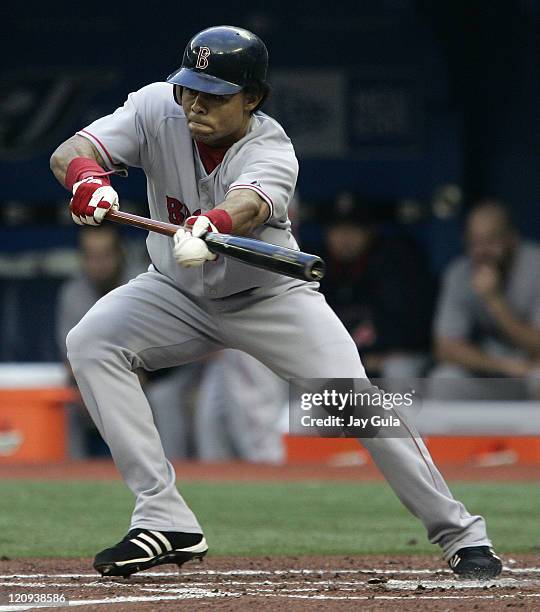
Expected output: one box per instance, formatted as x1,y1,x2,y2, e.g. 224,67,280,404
226,131,299,223
55,281,88,359
77,90,148,172
433,260,473,340
527,249,540,329
531,286,540,329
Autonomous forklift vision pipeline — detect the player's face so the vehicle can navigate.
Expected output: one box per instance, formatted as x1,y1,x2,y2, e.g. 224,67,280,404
179,86,260,147
465,212,516,267
80,231,123,287
326,224,374,262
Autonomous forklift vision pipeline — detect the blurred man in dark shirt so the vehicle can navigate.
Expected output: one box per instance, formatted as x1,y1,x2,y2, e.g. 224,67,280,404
319,194,435,381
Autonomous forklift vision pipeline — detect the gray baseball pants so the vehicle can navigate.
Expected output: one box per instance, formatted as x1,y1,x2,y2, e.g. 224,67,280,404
66,269,491,560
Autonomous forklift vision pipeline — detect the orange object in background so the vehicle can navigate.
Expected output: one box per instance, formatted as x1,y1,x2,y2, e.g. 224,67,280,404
284,435,540,466
0,388,73,463
285,437,367,465
425,436,540,465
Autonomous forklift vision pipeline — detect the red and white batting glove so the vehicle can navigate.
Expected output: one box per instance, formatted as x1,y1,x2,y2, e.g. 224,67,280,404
173,209,232,268
70,178,119,226
65,157,119,226
185,209,233,237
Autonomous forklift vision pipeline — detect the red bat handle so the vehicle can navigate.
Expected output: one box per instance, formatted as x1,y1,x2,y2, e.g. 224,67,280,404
107,209,178,237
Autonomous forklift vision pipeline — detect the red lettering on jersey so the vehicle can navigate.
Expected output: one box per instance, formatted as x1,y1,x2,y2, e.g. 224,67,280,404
196,47,211,70
166,196,190,225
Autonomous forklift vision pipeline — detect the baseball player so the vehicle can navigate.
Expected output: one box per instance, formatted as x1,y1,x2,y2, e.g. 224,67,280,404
50,25,502,579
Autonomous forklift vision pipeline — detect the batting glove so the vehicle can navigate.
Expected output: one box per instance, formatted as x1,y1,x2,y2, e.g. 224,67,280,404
185,215,218,238
70,177,119,226
173,227,217,268
185,209,233,236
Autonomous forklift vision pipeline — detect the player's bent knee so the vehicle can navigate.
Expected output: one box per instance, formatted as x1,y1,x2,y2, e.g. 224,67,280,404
66,323,93,365
66,319,117,366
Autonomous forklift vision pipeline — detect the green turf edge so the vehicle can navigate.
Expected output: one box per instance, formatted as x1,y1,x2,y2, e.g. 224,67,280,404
0,480,538,557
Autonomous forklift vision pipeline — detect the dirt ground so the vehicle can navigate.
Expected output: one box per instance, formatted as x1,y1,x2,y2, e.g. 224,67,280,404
1,554,539,611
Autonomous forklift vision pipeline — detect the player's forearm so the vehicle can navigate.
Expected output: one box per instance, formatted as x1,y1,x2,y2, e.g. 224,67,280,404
483,295,540,356
218,190,270,235
50,135,106,188
435,337,518,375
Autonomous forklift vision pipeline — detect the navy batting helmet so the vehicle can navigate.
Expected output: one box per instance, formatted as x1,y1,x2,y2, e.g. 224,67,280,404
166,25,268,95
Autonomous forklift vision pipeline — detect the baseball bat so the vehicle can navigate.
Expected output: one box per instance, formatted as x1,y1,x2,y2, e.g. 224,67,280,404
106,210,325,281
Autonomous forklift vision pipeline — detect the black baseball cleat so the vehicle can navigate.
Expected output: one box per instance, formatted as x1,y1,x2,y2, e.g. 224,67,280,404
93,529,208,577
448,546,502,579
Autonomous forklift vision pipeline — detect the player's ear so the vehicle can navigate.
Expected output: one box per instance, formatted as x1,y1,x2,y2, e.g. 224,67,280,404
243,89,263,113
173,85,183,106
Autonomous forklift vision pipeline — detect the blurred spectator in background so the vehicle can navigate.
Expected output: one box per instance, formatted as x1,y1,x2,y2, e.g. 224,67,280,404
56,226,130,343
431,199,540,399
319,192,435,382
194,349,286,464
56,226,132,457
191,195,302,464
56,226,193,458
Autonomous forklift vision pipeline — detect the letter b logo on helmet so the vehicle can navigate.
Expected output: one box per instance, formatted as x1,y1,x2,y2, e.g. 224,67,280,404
166,25,268,96
195,47,211,70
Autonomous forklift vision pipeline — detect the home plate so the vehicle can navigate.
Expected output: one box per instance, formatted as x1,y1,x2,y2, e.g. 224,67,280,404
383,577,534,590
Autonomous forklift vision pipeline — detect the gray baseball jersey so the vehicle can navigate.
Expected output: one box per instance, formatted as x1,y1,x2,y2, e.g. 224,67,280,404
78,82,299,298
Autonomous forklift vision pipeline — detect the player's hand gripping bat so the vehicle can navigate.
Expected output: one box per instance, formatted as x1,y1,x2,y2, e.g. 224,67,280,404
106,210,325,282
